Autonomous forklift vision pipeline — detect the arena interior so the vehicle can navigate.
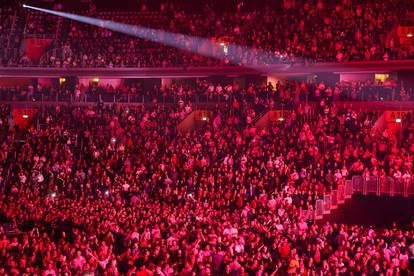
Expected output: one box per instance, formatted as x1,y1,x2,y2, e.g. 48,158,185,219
1,0,414,275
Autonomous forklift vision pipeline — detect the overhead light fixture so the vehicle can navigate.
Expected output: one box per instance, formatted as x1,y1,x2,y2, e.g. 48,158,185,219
219,42,225,46
407,33,413,38
278,117,285,121
22,114,29,119
92,77,99,82
396,118,402,123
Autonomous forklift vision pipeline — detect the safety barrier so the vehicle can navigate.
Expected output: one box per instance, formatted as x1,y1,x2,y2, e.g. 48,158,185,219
365,175,379,195
331,190,338,209
352,176,364,194
407,179,414,196
380,176,393,196
337,184,345,204
378,176,414,197
345,180,353,198
315,199,324,219
308,175,414,220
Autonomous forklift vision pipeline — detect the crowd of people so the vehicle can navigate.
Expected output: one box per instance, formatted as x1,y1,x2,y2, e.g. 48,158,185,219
0,0,413,67
0,78,413,106
0,5,18,66
0,89,414,274
0,0,414,275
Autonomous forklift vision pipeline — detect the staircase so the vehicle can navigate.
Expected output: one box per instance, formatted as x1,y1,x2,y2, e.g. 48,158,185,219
5,12,25,64
177,111,195,133
251,110,267,125
307,180,353,221
0,130,14,195
312,174,414,222
319,195,414,227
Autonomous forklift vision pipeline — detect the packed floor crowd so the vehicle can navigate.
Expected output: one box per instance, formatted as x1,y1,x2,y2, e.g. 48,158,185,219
0,0,414,274
1,92,414,274
0,0,414,67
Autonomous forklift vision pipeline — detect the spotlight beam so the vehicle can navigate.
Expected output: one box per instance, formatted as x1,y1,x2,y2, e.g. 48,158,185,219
22,5,301,71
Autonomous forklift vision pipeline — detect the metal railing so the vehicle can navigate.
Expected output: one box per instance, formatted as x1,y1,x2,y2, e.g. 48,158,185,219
312,180,353,220
352,175,414,197
312,174,414,220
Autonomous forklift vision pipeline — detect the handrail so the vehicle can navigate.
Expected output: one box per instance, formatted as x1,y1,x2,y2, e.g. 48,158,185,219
2,59,414,71
0,90,296,109
313,174,414,221
251,109,267,124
